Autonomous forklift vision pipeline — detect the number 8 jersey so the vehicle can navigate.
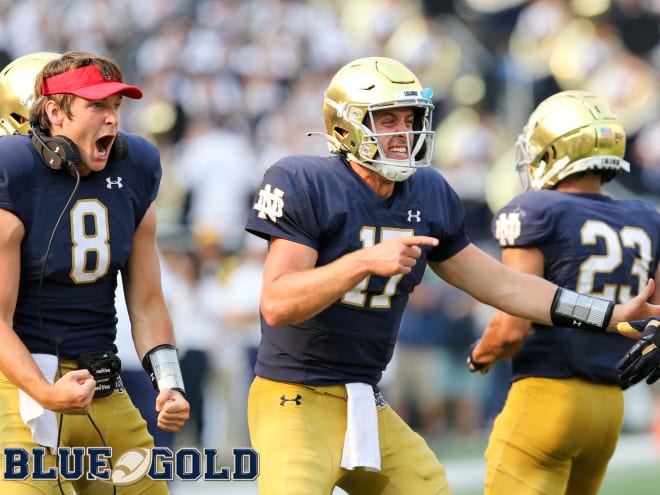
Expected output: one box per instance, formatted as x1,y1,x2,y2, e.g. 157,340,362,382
493,189,660,383
245,153,470,387
0,134,161,358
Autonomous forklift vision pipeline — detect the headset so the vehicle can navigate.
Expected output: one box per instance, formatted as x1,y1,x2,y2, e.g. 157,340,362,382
29,115,128,173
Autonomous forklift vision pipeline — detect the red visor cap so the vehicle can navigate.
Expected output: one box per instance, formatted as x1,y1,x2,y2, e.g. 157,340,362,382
41,65,142,100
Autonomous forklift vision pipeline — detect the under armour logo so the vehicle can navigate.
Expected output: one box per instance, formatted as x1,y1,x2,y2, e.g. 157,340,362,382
280,394,302,406
253,183,284,222
407,209,421,223
573,320,582,327
106,177,123,189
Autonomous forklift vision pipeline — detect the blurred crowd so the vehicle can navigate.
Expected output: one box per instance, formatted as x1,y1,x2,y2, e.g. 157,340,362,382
1,0,658,450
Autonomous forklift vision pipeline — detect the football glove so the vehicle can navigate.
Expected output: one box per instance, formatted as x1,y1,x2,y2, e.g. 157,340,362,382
466,339,493,375
616,318,660,388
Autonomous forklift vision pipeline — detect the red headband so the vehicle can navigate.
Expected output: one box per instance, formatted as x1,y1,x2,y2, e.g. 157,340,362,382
41,65,143,100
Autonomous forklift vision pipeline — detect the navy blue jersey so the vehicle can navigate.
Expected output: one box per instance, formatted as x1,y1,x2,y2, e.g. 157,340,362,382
493,189,660,384
0,134,161,358
245,154,470,386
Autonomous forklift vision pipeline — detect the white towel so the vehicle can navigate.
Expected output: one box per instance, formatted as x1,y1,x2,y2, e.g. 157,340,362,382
340,382,381,471
18,354,59,449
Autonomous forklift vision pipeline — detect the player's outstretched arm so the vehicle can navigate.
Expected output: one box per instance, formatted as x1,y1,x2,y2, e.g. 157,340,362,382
431,243,660,333
610,279,659,335
430,243,558,324
615,265,660,336
260,235,439,327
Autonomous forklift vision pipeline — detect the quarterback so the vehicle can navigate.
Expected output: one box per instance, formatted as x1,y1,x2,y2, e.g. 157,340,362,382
244,57,660,494
468,90,660,494
0,51,189,494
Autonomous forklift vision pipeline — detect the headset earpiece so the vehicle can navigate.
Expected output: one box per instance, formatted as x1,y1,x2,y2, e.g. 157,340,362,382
30,122,80,173
30,116,128,172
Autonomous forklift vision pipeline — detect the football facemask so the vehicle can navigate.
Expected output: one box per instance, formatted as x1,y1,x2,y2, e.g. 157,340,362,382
321,57,435,182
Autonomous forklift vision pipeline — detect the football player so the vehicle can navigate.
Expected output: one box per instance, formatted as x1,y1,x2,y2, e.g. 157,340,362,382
468,90,660,494
244,57,660,494
1,51,179,454
0,51,189,494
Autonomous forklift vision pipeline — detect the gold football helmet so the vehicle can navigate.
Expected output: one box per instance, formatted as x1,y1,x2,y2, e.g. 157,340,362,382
516,90,629,190
0,51,60,136
321,57,435,182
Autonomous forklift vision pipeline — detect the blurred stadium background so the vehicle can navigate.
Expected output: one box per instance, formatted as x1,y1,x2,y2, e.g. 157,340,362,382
2,0,659,492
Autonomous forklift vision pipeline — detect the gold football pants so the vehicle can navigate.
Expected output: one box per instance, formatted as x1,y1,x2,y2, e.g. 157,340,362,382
248,375,452,495
0,359,168,495
485,376,623,495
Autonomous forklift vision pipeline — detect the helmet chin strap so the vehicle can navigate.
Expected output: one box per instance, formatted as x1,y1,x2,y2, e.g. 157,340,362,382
379,166,415,182
348,152,416,182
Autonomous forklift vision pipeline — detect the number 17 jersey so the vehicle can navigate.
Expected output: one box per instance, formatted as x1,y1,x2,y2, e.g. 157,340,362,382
245,153,470,386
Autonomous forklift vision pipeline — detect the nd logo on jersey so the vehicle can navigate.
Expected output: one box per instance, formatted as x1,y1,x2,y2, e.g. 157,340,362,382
253,183,284,222
494,212,522,246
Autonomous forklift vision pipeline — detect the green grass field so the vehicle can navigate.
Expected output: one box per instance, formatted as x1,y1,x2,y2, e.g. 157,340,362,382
599,465,659,495
456,466,659,495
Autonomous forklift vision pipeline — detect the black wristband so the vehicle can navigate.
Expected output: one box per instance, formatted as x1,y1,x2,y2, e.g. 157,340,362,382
550,288,614,332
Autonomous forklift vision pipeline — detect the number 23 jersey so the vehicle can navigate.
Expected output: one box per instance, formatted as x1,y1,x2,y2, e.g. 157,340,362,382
245,153,470,386
493,189,660,383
